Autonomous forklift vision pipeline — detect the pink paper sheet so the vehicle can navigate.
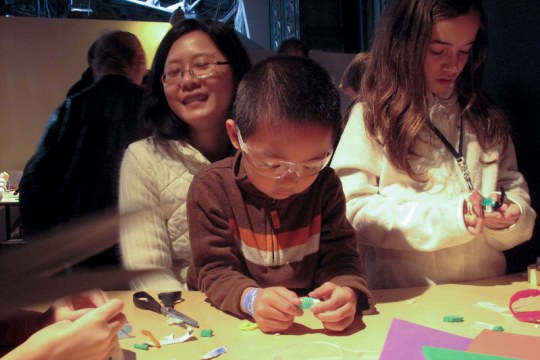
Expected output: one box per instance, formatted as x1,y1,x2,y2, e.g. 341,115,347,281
379,318,473,360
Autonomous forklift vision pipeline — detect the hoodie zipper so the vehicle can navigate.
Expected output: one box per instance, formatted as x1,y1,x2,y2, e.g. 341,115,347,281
270,200,281,230
267,200,281,264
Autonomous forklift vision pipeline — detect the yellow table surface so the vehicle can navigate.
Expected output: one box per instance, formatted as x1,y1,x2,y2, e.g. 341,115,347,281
112,273,540,359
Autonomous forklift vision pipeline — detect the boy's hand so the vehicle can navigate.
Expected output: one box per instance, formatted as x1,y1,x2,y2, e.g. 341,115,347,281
251,286,302,333
484,203,521,230
308,282,357,332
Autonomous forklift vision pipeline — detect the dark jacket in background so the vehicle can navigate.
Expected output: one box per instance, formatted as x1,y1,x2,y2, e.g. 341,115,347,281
19,74,148,267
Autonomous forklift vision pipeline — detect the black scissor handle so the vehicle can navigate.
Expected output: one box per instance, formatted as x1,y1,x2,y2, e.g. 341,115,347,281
133,291,162,314
499,186,506,205
158,291,182,308
493,186,506,210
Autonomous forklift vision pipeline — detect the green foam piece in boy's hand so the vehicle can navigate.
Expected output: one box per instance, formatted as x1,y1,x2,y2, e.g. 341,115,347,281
299,296,321,310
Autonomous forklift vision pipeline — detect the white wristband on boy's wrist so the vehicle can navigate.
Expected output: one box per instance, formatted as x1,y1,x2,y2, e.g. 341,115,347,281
242,288,259,317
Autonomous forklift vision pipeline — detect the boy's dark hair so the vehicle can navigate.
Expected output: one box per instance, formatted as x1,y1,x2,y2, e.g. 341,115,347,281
233,56,341,141
143,18,252,140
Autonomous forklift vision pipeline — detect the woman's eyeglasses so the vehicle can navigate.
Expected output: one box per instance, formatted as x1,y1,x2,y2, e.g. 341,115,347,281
237,129,333,179
162,59,230,85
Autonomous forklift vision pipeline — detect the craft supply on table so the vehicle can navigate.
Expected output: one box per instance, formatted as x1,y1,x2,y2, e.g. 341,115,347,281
475,321,504,332
239,320,259,331
134,343,149,350
133,291,199,327
508,289,540,323
117,324,133,339
144,327,195,347
201,329,213,337
141,329,161,348
443,315,464,322
201,345,228,359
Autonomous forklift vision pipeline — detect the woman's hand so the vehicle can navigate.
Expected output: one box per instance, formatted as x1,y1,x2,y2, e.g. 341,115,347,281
249,286,302,333
309,282,357,332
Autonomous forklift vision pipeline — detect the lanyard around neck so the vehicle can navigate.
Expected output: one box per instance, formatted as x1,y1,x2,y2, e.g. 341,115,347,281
427,114,474,191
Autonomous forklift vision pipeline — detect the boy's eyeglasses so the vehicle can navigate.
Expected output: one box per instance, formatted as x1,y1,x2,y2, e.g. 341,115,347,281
161,60,230,85
237,129,333,179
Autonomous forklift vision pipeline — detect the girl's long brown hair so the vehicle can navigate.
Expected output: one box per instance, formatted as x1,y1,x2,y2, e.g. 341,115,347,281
360,0,509,181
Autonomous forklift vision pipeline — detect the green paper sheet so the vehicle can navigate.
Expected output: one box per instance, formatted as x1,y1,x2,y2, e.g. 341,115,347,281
422,346,520,360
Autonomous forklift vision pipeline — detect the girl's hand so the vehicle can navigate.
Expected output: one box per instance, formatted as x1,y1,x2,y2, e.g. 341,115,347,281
308,282,357,332
250,286,302,333
485,203,521,229
463,190,485,236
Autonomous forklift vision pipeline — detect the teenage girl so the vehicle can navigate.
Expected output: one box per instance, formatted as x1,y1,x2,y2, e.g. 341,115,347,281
332,0,536,289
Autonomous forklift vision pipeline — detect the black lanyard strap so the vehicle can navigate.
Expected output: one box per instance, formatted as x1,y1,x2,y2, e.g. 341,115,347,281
427,121,463,159
427,115,474,191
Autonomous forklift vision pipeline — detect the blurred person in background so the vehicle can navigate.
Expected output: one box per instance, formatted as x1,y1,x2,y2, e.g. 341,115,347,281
19,30,149,269
277,37,309,57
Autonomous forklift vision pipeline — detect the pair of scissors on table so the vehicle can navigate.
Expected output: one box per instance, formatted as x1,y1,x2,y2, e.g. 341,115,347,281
133,291,199,328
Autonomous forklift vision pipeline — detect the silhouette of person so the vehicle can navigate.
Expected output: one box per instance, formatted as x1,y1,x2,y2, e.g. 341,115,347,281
277,37,309,57
19,30,149,268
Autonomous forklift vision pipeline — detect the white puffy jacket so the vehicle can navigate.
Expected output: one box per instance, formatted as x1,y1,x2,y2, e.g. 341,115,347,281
119,137,210,290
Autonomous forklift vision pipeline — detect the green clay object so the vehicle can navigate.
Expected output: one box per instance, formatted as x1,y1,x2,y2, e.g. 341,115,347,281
299,297,320,310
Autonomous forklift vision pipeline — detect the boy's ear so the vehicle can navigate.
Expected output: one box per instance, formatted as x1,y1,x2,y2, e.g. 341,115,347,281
225,119,241,150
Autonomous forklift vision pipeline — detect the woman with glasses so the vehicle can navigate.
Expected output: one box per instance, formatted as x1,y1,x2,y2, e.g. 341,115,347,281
119,19,251,291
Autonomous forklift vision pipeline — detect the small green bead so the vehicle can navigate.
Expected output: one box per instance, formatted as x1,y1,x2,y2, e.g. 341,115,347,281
134,343,149,350
443,315,464,322
492,325,504,332
201,329,213,337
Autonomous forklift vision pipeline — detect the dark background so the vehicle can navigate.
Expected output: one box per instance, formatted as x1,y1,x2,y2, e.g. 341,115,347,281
482,1,540,272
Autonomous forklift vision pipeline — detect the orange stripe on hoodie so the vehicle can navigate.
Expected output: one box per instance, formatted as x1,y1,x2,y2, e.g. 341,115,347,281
229,214,322,252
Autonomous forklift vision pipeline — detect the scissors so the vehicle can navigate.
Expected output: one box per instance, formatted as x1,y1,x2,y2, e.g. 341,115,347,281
133,291,199,328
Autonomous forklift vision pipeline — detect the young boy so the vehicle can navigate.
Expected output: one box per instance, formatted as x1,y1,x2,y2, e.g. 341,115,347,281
186,56,372,333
